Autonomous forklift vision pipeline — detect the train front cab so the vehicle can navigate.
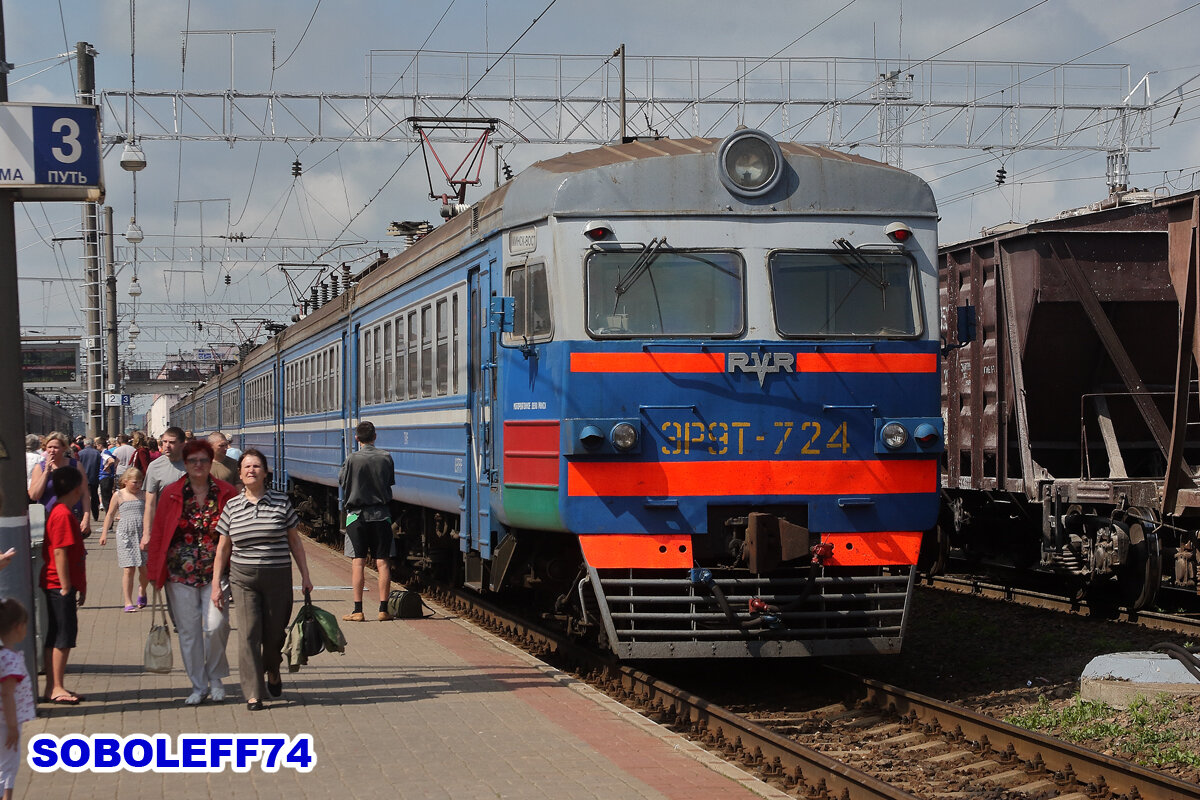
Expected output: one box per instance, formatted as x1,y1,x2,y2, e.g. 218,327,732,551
493,142,942,658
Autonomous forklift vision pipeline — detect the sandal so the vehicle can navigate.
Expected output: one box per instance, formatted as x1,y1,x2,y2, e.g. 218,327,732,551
49,695,80,705
123,605,137,612
136,594,147,608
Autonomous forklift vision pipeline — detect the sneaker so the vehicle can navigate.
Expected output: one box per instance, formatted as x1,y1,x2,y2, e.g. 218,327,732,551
209,682,225,703
378,611,393,622
184,692,203,706
342,611,365,622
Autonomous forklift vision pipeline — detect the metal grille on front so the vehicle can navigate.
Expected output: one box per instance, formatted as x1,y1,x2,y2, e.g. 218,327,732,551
586,568,914,658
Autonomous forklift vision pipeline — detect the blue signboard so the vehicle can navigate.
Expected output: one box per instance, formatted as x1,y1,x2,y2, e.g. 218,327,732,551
0,103,104,201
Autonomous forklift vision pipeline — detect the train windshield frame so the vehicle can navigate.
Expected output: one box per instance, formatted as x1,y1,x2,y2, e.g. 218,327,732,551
585,248,745,338
768,249,924,338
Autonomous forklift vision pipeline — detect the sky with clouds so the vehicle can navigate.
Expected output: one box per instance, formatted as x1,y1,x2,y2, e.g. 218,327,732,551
10,0,1200,371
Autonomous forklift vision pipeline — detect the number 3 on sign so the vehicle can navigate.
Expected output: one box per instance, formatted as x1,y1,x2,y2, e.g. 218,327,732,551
51,118,82,164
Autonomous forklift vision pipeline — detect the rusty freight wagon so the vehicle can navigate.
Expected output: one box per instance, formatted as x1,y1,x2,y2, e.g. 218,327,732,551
935,192,1200,609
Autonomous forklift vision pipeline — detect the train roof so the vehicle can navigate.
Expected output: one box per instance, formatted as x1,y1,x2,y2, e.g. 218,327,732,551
351,136,936,301
175,137,936,406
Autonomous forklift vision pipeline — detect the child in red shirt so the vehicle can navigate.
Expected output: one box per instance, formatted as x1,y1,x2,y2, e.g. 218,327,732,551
40,467,86,704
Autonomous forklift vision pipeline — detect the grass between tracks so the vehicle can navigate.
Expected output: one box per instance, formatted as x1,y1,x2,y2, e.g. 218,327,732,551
1005,695,1200,768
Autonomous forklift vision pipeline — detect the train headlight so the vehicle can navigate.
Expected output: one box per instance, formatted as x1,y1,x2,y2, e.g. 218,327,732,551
610,422,639,451
881,421,909,450
717,129,784,198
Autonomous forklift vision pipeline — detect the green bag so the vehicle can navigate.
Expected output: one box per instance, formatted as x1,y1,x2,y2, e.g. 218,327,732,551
387,589,428,619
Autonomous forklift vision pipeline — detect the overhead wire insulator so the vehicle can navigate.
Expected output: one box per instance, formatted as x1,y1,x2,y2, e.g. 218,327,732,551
995,167,1007,185
503,162,514,181
292,159,302,177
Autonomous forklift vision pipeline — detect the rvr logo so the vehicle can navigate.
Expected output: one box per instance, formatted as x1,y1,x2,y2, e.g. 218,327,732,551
727,352,795,387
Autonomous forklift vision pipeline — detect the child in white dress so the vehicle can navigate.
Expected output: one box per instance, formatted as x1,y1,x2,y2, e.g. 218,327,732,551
99,468,149,611
0,599,35,798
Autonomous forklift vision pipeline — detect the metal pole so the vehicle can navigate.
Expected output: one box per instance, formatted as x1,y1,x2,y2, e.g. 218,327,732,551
0,0,39,682
104,206,119,437
614,44,627,143
77,43,102,438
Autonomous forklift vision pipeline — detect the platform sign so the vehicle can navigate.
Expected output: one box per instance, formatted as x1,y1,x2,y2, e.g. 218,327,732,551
0,103,103,202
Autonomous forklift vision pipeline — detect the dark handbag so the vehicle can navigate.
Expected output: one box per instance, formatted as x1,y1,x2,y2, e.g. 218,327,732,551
300,592,325,657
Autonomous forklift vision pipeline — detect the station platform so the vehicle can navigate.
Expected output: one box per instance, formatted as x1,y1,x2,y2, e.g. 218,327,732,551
17,524,787,799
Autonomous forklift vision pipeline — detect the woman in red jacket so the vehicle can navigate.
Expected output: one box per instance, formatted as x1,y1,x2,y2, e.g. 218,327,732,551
145,439,237,705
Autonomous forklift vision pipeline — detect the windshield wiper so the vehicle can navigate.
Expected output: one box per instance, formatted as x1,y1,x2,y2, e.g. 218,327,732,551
612,237,666,314
833,238,889,290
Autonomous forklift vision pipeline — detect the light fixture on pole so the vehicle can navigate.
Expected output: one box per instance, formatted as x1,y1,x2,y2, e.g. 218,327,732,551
119,141,147,172
125,217,144,243
128,276,142,297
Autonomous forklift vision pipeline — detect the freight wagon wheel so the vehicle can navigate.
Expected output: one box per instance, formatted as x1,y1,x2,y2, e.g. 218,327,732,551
1118,526,1162,611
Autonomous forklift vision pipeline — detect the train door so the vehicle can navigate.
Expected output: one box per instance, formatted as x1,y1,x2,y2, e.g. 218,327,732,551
466,265,496,586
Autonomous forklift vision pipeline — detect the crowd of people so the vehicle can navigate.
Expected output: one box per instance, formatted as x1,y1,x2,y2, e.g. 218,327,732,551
3,423,399,793
22,427,315,715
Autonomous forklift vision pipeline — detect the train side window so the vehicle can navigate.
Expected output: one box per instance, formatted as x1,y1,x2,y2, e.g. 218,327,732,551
373,326,384,405
436,298,449,396
383,320,394,402
407,311,419,399
506,262,552,342
421,304,433,398
394,318,405,402
452,291,460,395
363,328,374,406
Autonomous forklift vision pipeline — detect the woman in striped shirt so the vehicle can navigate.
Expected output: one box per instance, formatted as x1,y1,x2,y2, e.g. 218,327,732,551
211,449,313,711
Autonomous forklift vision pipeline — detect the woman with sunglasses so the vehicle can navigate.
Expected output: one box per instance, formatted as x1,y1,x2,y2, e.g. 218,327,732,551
145,439,237,705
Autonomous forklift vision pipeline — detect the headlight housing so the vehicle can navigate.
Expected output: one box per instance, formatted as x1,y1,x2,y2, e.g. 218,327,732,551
717,129,784,198
610,422,639,451
881,421,909,450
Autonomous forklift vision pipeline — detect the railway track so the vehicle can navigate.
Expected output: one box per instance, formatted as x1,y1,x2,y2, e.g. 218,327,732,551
426,581,1200,800
926,572,1200,639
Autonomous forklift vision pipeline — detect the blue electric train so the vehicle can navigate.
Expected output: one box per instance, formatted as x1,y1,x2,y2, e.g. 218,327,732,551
172,129,944,658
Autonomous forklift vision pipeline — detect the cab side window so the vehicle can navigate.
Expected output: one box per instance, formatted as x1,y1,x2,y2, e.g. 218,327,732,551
508,262,552,340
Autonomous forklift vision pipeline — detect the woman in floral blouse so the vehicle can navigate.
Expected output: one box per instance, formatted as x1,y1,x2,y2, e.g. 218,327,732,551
146,439,237,705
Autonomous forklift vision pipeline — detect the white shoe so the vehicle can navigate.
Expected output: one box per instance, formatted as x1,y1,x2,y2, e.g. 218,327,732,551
209,684,225,703
184,692,203,706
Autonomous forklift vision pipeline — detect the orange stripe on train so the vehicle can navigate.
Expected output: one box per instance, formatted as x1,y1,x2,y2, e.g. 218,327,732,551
567,459,936,497
569,351,936,374
576,531,921,568
570,352,725,373
821,532,923,566
793,352,936,373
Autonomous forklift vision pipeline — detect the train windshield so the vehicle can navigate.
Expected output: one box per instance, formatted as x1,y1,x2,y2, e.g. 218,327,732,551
769,250,922,337
586,249,744,337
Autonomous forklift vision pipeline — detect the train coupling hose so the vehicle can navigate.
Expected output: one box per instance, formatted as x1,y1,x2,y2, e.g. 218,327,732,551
811,541,835,565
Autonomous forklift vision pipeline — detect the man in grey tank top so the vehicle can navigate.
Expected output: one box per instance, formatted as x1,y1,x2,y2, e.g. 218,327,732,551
338,421,395,622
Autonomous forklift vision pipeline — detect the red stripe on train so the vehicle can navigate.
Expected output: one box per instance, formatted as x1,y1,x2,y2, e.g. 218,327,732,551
503,420,560,486
569,351,936,374
567,459,936,497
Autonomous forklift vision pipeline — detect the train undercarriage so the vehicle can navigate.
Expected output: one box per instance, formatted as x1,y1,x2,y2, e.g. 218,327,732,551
928,486,1199,610
290,477,914,657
